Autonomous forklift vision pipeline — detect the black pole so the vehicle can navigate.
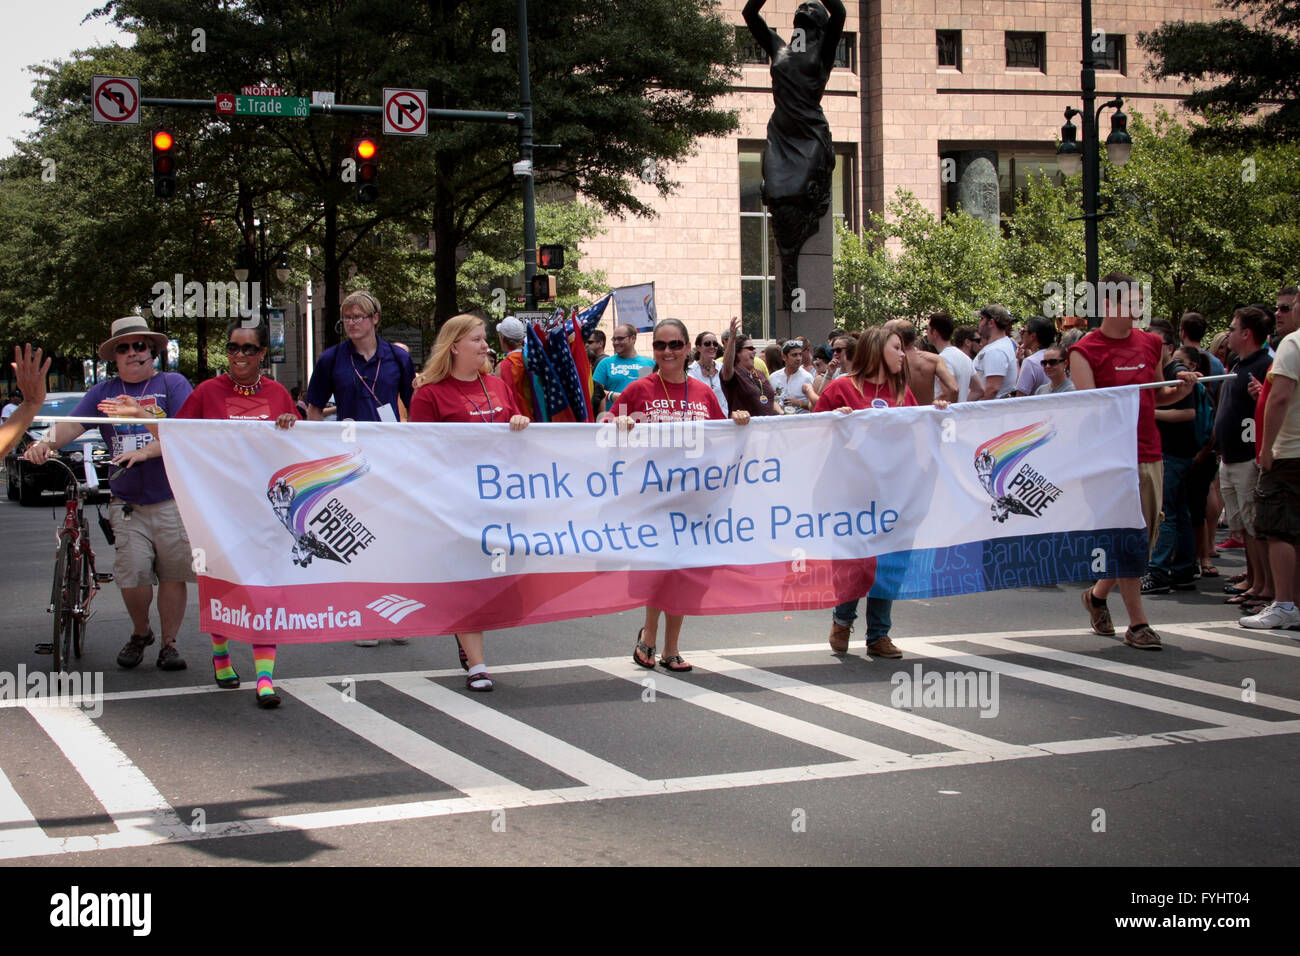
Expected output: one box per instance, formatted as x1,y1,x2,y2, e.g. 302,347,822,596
518,0,537,311
1081,0,1100,329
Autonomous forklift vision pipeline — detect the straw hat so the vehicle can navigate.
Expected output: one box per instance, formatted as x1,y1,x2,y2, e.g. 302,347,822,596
98,316,169,361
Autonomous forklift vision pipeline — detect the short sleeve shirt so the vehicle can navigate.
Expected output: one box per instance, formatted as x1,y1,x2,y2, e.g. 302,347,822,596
73,372,194,505
593,355,655,394
974,337,1018,398
769,367,815,413
1267,329,1300,459
815,377,918,411
686,361,728,415
305,337,414,421
722,366,778,416
1214,347,1271,464
409,375,521,423
1070,328,1164,463
176,375,296,422
616,374,724,421
1015,349,1048,396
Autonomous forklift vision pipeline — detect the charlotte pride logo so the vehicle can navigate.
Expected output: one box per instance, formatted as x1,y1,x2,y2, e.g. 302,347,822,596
266,452,377,567
973,421,1064,523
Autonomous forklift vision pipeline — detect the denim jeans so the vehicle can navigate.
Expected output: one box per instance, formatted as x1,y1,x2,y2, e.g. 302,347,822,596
832,596,893,643
1148,453,1196,584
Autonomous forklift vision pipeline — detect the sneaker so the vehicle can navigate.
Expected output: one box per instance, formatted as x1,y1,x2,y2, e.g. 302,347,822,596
156,643,188,671
828,621,851,654
116,630,155,668
1220,537,1245,549
1123,623,1163,650
1081,587,1115,636
1171,578,1199,591
867,635,902,659
354,639,379,647
1239,603,1300,631
1140,575,1172,595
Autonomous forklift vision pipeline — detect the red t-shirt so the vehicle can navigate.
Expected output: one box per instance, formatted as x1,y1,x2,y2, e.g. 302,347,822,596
1070,328,1164,462
409,374,521,423
175,375,296,421
615,373,725,421
814,376,918,411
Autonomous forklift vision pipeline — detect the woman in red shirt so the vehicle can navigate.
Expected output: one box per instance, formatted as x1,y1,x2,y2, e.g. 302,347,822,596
410,313,530,691
814,326,942,660
105,319,298,708
616,318,751,672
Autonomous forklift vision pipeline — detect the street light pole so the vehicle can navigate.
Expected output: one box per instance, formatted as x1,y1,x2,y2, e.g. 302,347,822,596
1080,0,1099,328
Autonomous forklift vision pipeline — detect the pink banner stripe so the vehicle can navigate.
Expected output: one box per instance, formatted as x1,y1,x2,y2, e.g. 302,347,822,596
198,558,878,644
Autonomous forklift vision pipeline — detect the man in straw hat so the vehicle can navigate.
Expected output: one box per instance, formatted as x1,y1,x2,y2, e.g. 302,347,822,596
26,316,195,671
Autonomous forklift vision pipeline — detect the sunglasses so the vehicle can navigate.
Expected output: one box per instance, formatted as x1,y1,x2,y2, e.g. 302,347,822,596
226,342,264,356
652,339,686,351
700,341,719,348
832,347,845,354
114,341,151,355
741,345,757,351
1279,304,1294,313
1042,358,1065,367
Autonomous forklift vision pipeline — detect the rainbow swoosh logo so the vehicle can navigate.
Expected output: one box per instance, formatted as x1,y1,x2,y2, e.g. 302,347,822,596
266,451,370,566
973,421,1058,522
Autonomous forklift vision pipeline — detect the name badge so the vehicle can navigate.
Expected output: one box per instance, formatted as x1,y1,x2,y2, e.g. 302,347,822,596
377,403,398,422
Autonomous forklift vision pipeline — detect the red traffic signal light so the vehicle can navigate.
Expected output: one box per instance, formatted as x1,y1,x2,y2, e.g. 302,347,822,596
152,129,176,198
538,244,564,270
355,138,378,203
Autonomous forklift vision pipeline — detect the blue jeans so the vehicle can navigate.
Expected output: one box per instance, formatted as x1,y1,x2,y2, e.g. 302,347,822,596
1148,454,1196,584
833,597,892,643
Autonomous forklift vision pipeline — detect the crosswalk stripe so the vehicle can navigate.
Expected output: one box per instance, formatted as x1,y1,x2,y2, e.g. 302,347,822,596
1159,622,1300,658
588,659,911,762
903,640,1278,732
285,679,528,799
25,705,188,843
383,673,649,789
952,634,1300,716
687,651,1034,757
0,765,59,856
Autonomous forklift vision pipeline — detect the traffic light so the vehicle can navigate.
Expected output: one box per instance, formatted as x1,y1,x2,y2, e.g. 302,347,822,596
354,138,378,203
152,129,176,199
530,273,556,302
538,244,564,270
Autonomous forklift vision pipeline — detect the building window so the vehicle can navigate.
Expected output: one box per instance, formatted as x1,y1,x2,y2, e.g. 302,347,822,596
1005,32,1046,71
735,28,855,71
937,30,961,70
740,147,853,340
997,152,1066,221
1093,33,1126,73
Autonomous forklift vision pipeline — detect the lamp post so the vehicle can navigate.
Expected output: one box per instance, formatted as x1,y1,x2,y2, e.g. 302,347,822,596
1054,0,1134,329
234,219,291,369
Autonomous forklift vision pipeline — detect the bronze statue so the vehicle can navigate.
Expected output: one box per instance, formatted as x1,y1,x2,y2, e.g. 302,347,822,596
743,0,846,309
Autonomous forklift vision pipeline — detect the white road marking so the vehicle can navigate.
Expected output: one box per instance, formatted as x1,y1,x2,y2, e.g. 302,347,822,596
1159,622,1300,658
0,620,1296,861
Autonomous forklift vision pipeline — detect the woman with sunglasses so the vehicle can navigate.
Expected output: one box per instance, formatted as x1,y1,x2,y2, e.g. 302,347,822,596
615,318,751,672
1033,345,1075,395
721,316,778,416
687,330,729,414
410,313,530,692
108,318,298,707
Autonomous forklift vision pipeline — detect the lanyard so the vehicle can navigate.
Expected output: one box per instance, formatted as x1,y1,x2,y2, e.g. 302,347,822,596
349,344,384,406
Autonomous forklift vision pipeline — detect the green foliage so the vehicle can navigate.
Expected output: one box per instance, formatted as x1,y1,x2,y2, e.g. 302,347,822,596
1140,0,1300,144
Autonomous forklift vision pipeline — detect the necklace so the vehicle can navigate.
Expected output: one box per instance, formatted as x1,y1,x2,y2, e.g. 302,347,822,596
657,372,689,416
231,374,263,397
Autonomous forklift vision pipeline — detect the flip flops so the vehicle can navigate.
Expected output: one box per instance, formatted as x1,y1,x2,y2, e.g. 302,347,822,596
633,628,656,669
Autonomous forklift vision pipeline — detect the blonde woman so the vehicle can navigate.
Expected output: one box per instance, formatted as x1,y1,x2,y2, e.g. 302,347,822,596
409,314,529,691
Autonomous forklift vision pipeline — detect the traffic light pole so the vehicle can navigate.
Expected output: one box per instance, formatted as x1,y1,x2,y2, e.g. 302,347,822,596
518,0,537,311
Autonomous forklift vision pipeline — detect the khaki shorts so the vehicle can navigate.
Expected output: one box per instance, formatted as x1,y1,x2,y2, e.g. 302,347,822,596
1139,459,1164,554
1254,459,1300,543
1219,459,1259,537
110,498,196,588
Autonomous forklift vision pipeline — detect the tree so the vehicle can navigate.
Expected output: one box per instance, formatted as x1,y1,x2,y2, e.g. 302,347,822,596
1140,0,1300,144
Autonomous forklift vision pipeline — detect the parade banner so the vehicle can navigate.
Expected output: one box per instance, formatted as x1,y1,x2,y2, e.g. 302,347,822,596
160,389,1147,643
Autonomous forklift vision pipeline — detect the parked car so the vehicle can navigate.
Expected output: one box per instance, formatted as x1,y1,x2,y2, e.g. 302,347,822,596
4,393,113,506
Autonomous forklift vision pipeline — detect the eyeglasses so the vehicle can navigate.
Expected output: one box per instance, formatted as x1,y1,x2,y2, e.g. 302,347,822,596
226,342,264,356
114,341,151,355
1041,358,1065,367
652,339,686,352
1279,304,1294,313
341,313,373,325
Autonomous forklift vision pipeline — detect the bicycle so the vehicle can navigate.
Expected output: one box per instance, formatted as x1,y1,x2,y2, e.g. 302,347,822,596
36,457,113,673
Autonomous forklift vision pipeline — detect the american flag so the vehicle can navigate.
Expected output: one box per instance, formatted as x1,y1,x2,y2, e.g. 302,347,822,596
575,293,611,337
546,321,588,422
523,322,571,420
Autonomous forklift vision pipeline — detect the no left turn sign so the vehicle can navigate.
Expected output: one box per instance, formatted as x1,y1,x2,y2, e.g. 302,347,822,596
382,88,427,136
91,75,140,124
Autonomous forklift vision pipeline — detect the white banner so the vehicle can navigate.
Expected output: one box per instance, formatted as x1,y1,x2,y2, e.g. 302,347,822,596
610,282,657,332
160,389,1145,642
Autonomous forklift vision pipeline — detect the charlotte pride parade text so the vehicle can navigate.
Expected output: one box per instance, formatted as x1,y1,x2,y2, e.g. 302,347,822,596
473,455,902,556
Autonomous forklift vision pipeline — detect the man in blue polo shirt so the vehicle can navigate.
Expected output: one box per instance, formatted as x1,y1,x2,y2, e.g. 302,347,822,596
305,291,414,647
593,323,654,412
305,291,414,423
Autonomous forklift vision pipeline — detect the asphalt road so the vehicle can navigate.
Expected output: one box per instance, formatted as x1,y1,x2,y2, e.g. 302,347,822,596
1,488,1297,875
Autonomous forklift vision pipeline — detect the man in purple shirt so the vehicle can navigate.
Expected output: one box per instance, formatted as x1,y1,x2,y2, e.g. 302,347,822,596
27,316,195,671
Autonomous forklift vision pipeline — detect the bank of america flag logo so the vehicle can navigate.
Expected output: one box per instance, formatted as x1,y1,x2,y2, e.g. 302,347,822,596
366,594,426,623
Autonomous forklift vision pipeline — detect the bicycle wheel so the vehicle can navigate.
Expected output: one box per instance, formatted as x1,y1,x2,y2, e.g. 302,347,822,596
50,537,73,674
73,545,90,659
